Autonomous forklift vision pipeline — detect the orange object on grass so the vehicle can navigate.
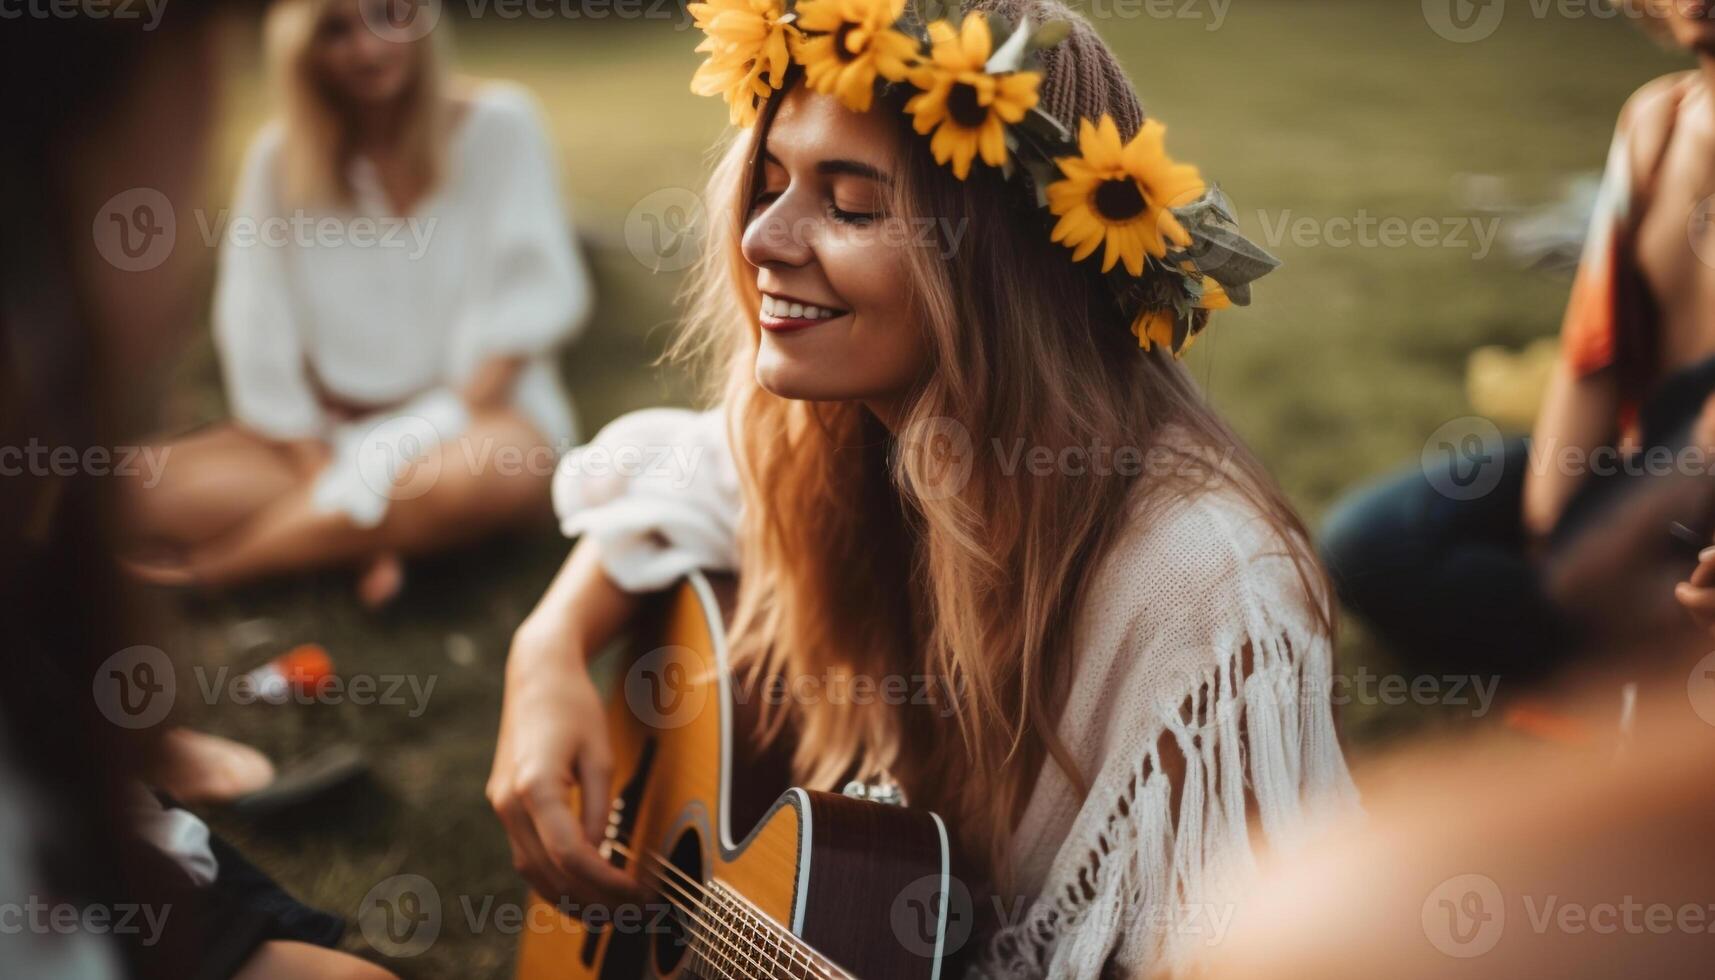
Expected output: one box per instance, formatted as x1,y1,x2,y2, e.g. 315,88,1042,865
244,644,335,702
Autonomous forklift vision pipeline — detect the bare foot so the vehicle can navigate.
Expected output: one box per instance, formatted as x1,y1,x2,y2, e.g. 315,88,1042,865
150,728,275,805
357,552,404,610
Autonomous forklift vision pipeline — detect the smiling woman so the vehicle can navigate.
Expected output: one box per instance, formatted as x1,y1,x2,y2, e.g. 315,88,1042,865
743,87,928,409
489,0,1358,975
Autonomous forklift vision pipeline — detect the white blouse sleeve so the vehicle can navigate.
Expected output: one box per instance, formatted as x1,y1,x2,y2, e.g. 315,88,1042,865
980,491,1361,979
552,407,741,592
450,87,593,373
212,124,327,441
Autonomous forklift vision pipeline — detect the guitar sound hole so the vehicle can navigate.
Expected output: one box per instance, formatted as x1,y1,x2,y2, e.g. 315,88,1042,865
652,826,704,976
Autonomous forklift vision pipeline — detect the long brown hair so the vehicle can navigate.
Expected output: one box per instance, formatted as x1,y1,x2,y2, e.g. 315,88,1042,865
675,0,1330,884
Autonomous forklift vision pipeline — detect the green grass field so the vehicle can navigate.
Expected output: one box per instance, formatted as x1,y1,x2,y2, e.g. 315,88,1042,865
159,3,1685,976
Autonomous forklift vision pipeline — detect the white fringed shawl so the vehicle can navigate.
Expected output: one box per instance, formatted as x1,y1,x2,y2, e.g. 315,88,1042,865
552,408,1360,979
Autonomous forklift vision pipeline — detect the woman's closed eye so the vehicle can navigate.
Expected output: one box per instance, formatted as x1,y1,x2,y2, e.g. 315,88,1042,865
828,202,877,225
750,188,876,226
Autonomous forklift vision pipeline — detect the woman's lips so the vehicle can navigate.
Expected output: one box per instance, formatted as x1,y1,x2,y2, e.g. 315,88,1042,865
759,293,848,333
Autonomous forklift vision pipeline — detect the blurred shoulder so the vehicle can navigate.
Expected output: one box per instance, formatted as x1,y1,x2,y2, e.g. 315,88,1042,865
240,119,287,172
1616,71,1696,152
464,80,553,140
1618,70,1696,127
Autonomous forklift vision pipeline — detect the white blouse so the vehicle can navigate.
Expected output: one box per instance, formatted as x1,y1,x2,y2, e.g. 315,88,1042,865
552,407,1361,978
214,84,591,525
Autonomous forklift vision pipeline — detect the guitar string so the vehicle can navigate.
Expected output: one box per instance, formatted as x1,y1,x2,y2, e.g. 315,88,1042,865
713,882,838,980
613,841,846,980
627,853,796,980
593,823,800,979
613,843,818,980
611,842,831,978
652,850,842,980
617,855,764,980
613,842,844,980
606,842,809,980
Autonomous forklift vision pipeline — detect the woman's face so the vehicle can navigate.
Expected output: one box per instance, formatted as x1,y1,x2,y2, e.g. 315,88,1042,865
312,0,418,108
1662,0,1715,50
741,86,930,417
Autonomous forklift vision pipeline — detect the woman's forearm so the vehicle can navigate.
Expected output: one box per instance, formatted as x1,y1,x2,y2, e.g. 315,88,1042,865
512,536,642,676
1523,360,1621,541
461,356,527,414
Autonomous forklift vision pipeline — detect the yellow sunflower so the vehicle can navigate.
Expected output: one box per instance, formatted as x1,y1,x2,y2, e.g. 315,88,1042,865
1131,276,1230,353
1131,308,1178,352
903,13,1040,180
791,0,919,113
689,0,798,127
1047,115,1205,277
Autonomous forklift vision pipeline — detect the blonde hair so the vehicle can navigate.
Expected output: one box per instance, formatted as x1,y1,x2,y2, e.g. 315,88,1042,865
676,0,1331,885
262,0,452,208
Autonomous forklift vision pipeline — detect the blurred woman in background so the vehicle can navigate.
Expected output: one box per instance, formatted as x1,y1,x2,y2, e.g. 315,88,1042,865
128,0,593,608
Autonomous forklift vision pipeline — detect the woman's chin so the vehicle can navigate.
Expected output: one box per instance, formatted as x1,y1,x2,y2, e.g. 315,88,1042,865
753,350,849,402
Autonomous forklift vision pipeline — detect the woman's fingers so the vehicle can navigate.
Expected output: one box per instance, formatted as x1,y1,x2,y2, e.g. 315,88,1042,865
575,747,614,847
523,779,643,906
1692,546,1715,589
1674,580,1715,633
494,787,577,902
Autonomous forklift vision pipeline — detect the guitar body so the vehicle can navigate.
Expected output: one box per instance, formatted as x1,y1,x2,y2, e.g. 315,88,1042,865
516,571,955,980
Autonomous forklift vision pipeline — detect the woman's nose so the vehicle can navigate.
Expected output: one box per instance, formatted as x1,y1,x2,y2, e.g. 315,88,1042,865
741,191,816,269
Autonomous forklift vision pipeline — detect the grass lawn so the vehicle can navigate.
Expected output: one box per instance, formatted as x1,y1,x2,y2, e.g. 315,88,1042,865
153,3,1684,976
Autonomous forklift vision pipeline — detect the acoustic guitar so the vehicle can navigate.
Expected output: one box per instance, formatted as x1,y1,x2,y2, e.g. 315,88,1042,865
514,571,959,980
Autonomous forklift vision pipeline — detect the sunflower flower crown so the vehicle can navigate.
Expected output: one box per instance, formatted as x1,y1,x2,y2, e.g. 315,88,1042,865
687,0,1280,355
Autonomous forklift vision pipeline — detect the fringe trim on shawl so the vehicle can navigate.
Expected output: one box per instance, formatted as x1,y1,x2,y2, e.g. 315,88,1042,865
971,613,1356,979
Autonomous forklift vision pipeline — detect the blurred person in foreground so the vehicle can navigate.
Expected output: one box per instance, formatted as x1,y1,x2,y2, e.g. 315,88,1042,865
1202,655,1715,980
127,0,593,608
1,8,394,980
1321,0,1715,687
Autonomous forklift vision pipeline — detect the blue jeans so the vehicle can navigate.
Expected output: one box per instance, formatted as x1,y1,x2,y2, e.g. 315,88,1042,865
1319,436,1571,682
1321,354,1715,682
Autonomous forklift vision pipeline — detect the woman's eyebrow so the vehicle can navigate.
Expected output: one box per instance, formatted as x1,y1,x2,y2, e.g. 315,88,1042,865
760,149,890,183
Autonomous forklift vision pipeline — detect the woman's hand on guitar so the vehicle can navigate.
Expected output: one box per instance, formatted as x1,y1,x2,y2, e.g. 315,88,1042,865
487,539,645,909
